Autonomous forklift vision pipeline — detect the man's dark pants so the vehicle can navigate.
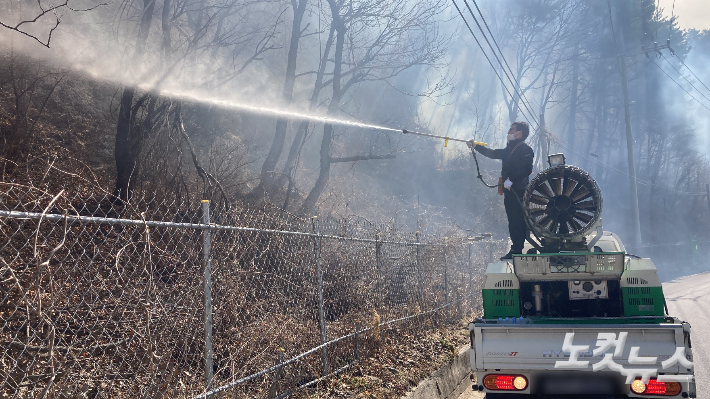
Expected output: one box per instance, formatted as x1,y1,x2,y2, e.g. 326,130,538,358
503,188,527,253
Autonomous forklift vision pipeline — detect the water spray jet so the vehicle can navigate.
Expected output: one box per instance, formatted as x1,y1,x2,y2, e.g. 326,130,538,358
142,86,490,148
14,51,489,150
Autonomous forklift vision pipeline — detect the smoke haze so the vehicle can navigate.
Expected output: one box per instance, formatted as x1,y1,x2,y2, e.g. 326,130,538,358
2,0,710,279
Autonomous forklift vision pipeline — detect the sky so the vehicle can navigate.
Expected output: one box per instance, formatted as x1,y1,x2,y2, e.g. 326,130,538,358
658,0,710,31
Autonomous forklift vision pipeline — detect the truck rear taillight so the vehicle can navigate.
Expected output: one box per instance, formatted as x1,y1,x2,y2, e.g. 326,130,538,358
483,374,528,391
630,379,682,396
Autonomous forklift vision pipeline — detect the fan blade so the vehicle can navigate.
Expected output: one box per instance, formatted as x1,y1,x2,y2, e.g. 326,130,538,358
569,218,584,232
563,178,578,196
547,213,560,232
529,194,550,206
573,211,594,223
559,221,570,235
530,208,547,216
571,189,591,202
538,215,557,233
574,200,596,209
549,177,562,196
536,181,555,199
568,181,587,198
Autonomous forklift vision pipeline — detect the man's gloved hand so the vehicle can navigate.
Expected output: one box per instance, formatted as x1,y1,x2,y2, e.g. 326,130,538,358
503,178,513,190
467,140,483,151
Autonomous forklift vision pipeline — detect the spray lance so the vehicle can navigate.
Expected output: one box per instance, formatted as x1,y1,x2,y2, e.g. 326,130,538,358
400,128,496,189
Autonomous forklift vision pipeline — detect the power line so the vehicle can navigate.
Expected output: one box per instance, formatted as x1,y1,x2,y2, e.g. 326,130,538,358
462,0,538,125
659,53,710,106
651,58,710,113
468,0,518,92
461,0,539,127
468,0,573,121
450,0,538,127
674,55,710,97
537,0,706,197
453,0,706,197
451,0,537,127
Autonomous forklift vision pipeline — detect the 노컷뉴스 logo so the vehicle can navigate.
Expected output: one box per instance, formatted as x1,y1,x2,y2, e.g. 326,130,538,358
554,332,693,383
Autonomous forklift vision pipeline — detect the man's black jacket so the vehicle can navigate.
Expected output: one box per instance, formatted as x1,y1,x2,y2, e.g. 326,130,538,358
474,138,534,191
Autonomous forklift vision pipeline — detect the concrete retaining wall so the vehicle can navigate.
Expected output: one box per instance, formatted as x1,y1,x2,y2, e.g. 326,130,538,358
403,344,471,399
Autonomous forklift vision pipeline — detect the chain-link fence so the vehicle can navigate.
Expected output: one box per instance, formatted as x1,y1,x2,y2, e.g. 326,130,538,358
0,183,506,398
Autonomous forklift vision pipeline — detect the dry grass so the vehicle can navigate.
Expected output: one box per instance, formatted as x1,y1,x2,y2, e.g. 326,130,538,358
0,183,502,398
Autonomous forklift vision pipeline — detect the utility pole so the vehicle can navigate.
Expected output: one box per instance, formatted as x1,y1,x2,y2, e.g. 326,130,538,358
538,69,549,168
567,43,580,164
608,2,671,250
617,54,643,249
538,114,548,167
615,40,674,250
609,3,670,248
610,2,642,249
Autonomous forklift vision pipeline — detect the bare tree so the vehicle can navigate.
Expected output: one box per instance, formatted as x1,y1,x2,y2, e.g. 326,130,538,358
256,0,310,198
296,0,450,215
0,51,65,176
113,0,159,203
0,0,104,47
280,23,336,209
111,0,284,203
490,0,577,124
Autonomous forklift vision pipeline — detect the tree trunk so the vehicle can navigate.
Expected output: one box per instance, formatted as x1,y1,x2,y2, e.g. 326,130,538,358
585,79,603,171
298,11,344,216
161,0,172,63
567,43,579,163
594,86,607,185
2,55,30,174
537,68,548,170
113,0,156,203
256,0,309,198
279,24,335,196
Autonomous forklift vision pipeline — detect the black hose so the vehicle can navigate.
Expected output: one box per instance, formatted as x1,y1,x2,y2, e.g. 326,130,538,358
469,147,499,188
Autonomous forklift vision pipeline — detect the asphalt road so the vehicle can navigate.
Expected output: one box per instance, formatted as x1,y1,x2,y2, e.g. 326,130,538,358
663,271,710,397
459,271,710,399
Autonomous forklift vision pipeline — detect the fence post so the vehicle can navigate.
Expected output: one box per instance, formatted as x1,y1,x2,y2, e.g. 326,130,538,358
415,231,425,330
312,216,329,374
268,348,285,399
488,241,493,264
415,231,424,308
469,242,474,311
457,286,461,319
444,239,449,305
201,200,214,397
354,320,361,360
375,233,383,309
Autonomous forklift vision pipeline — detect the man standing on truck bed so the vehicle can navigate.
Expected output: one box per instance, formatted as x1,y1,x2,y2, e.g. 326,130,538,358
468,122,534,260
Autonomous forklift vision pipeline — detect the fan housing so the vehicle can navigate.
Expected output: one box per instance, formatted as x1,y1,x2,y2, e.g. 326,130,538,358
523,165,602,242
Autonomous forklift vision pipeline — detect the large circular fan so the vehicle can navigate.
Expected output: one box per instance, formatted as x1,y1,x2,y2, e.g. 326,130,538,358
523,165,602,241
